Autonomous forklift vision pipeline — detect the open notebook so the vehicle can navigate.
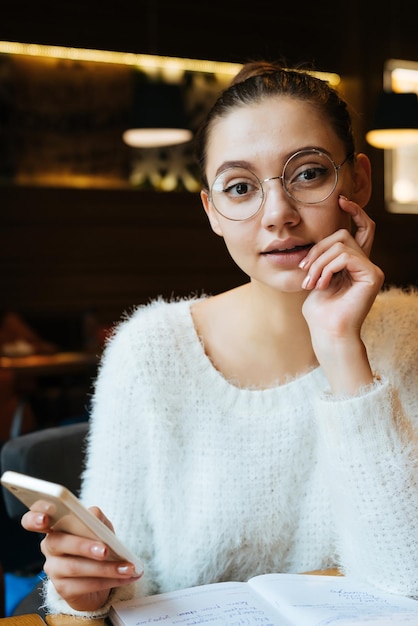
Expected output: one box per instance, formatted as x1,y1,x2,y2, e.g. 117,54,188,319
109,573,418,626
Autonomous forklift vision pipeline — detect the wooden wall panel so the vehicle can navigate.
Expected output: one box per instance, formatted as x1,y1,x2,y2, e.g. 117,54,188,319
0,185,246,327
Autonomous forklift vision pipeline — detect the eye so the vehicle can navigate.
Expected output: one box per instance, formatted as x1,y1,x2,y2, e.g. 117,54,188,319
304,165,325,180
213,169,260,201
225,180,254,197
287,162,330,188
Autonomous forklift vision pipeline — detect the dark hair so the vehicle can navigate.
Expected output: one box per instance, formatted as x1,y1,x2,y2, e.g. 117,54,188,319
194,60,355,189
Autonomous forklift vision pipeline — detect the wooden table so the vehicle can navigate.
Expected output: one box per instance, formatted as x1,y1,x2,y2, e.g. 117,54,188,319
0,352,98,377
0,570,342,625
0,352,98,437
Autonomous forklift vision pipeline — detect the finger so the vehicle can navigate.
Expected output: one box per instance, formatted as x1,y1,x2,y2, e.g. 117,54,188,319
310,256,353,290
338,195,375,256
301,238,361,287
51,573,140,597
302,246,354,290
43,549,140,581
299,227,360,275
22,509,52,533
45,563,139,612
300,236,380,290
88,506,115,532
42,530,106,559
41,531,141,577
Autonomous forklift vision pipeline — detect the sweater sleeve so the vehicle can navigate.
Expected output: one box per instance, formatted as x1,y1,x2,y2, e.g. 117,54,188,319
42,304,163,616
315,379,418,598
315,288,418,598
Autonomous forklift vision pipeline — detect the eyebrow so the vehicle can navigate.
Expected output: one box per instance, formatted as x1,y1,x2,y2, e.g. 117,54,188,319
214,146,333,178
215,160,253,177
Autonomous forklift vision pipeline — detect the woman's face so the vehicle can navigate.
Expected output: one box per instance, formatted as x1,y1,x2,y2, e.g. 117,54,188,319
201,96,365,293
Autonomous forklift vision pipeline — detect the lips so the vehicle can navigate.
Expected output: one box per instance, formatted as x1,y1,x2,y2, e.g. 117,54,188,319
261,243,313,255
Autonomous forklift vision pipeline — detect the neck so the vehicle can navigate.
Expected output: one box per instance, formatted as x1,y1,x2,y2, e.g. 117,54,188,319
192,282,318,389
228,283,318,386
245,281,310,340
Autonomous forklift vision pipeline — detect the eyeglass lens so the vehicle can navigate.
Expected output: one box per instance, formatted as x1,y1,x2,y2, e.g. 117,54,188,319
210,150,339,221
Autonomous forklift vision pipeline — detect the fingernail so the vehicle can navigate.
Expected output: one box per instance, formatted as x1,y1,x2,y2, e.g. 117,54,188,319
117,564,139,576
302,275,310,289
91,544,106,557
35,514,46,526
299,259,307,269
339,194,349,201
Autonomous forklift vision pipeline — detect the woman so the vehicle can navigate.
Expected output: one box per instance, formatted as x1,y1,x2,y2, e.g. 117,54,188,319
23,60,418,616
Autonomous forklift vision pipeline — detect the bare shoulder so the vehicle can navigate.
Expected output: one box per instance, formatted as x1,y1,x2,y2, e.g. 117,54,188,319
191,286,251,365
191,285,248,332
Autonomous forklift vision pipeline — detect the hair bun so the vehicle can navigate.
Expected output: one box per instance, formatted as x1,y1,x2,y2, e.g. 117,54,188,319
230,60,287,86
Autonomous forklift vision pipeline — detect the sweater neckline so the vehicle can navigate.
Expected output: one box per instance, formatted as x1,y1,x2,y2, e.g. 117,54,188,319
179,298,325,396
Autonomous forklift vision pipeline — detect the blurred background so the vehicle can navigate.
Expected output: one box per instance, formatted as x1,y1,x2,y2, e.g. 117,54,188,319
1,0,417,326
0,0,418,615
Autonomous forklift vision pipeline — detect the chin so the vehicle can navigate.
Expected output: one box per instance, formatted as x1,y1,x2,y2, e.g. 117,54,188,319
260,275,306,294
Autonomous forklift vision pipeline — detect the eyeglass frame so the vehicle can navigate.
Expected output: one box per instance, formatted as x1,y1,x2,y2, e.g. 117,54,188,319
208,148,354,222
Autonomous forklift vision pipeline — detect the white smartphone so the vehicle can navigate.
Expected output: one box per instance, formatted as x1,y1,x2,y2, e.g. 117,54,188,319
1,470,144,575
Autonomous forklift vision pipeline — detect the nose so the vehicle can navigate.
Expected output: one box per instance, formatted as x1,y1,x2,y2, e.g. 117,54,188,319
259,177,300,230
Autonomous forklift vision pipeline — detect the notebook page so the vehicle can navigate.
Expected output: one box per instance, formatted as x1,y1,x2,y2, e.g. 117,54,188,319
109,580,294,626
248,574,418,625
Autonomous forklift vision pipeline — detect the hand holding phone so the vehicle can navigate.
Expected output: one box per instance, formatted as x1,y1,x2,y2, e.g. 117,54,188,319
1,470,144,575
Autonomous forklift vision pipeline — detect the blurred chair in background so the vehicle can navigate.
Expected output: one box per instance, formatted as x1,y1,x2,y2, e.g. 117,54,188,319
0,421,89,616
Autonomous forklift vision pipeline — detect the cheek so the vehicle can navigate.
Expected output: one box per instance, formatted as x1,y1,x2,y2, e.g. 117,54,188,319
219,224,256,262
335,208,352,232
329,212,351,233
310,204,350,238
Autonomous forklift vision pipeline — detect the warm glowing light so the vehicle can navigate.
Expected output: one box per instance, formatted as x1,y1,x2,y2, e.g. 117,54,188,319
366,128,418,149
122,128,193,148
0,41,341,86
389,62,418,93
0,41,242,78
393,178,416,203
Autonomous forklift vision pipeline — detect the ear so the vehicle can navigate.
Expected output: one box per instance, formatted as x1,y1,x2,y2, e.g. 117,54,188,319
351,153,372,208
200,190,224,237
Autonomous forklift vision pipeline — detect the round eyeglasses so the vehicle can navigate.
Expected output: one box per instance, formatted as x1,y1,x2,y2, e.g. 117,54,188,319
209,149,352,222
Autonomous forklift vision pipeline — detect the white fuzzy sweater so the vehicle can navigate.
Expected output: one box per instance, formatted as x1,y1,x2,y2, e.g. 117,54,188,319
44,287,418,616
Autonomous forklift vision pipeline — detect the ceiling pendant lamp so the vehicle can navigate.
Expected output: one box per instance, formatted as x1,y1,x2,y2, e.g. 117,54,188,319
366,91,418,149
122,78,193,149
